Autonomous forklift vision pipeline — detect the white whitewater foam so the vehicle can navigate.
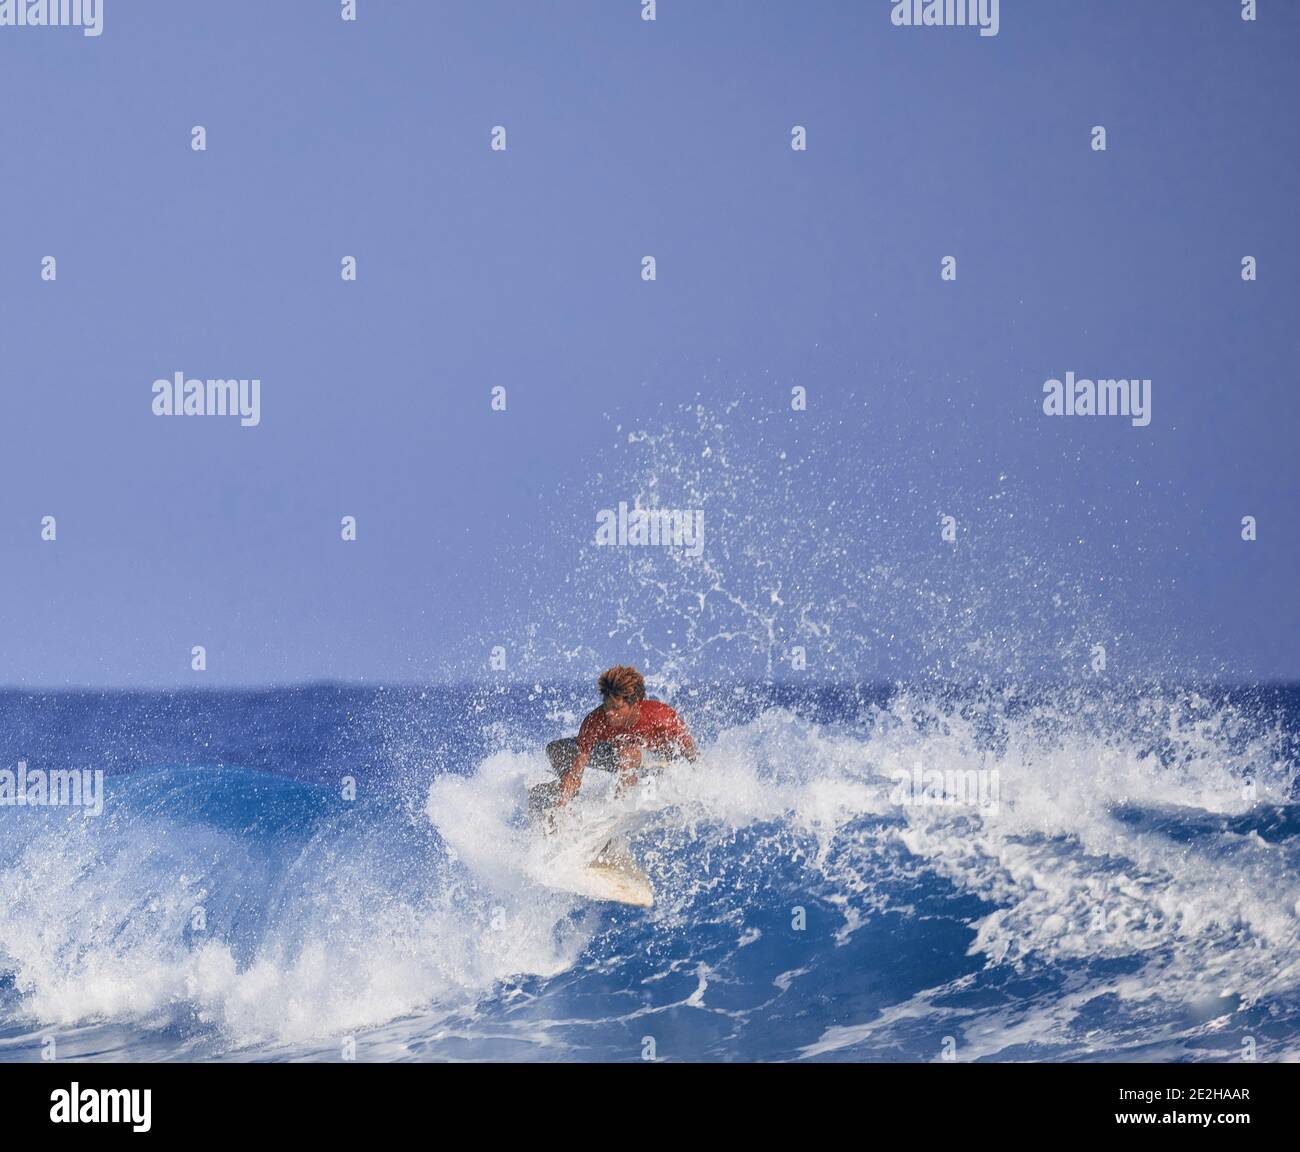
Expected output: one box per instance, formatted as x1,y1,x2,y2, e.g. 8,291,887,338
1,694,1295,1060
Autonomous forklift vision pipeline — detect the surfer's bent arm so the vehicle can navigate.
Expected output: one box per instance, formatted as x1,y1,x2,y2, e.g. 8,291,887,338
558,713,602,804
557,747,588,804
663,710,698,763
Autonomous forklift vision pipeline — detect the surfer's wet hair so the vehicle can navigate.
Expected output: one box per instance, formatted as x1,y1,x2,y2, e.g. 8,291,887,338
598,665,646,703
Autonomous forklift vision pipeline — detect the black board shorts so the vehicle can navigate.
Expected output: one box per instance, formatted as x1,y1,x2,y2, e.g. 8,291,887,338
546,737,618,776
530,738,618,817
533,737,670,817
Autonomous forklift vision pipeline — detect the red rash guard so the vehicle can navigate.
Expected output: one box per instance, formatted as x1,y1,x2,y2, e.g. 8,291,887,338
576,699,693,760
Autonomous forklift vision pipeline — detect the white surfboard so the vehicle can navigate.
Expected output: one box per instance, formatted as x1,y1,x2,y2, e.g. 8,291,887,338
527,777,654,907
580,856,655,908
535,840,655,907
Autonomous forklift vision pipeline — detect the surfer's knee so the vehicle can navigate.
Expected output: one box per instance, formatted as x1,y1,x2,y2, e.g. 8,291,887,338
546,738,578,777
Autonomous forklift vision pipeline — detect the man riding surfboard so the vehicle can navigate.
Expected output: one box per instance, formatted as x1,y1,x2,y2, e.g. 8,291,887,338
531,665,698,817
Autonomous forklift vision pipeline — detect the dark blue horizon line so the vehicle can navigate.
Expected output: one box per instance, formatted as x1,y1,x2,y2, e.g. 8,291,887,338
0,677,1297,695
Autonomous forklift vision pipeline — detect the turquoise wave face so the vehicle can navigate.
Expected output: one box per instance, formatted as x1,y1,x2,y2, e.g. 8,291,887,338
1,684,1297,1062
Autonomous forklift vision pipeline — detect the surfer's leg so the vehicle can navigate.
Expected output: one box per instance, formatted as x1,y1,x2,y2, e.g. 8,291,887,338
546,738,578,779
529,780,561,813
528,780,563,834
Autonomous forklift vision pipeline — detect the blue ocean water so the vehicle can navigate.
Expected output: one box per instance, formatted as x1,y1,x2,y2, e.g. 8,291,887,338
1,682,1297,1063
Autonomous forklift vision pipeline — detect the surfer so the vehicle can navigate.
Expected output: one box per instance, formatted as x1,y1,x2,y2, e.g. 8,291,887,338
530,665,697,817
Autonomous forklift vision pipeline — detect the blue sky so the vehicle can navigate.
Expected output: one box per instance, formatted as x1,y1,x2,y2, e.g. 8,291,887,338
0,0,1296,686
